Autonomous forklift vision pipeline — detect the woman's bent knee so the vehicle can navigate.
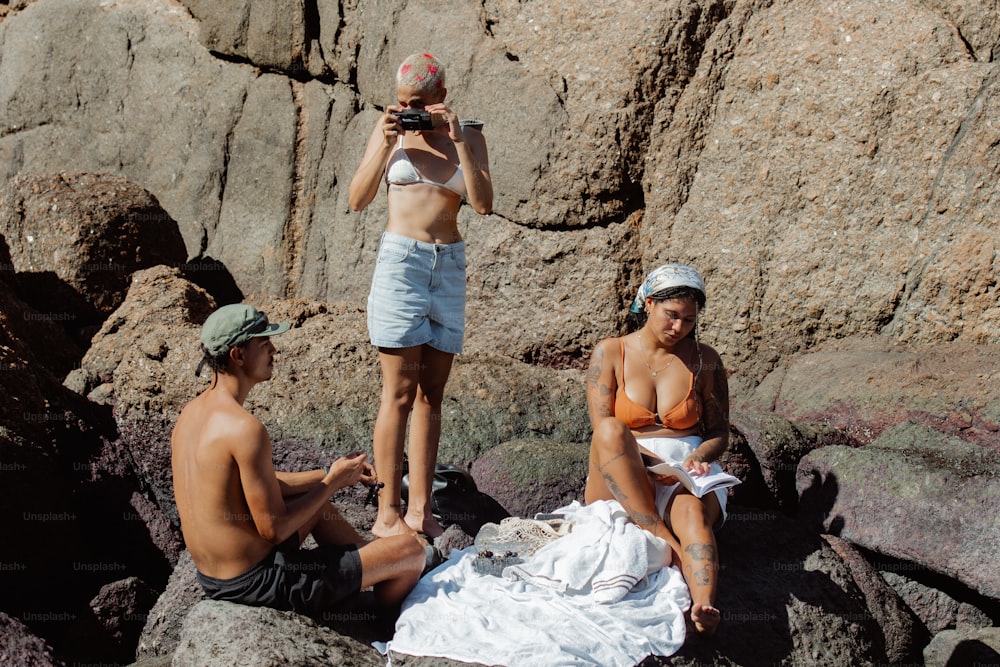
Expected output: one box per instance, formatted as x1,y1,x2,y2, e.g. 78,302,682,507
670,494,715,533
591,417,631,450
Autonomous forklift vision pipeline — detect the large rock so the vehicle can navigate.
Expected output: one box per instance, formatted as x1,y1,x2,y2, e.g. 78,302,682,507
472,438,588,519
0,232,82,376
0,172,187,327
0,239,119,639
172,600,383,667
0,0,255,262
923,626,1000,667
0,612,63,667
822,534,927,664
60,576,160,665
881,570,994,635
744,335,1000,449
673,507,889,666
3,1,998,377
729,411,855,511
135,551,205,662
70,266,591,477
649,0,1000,381
181,0,307,72
796,422,1000,600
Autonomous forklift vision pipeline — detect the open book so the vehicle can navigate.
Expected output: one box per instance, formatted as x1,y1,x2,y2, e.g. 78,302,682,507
646,462,741,498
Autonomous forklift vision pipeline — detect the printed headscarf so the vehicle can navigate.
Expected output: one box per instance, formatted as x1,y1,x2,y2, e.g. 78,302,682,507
629,264,706,314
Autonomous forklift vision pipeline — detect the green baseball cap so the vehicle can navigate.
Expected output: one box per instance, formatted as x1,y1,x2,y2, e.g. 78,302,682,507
200,304,290,356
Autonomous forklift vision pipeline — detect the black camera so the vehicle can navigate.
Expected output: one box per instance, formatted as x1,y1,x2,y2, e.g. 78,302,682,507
392,109,434,131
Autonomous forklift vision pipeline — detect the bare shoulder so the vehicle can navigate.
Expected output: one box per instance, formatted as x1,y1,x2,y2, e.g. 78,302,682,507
176,391,268,454
219,408,269,450
587,337,623,379
589,337,619,364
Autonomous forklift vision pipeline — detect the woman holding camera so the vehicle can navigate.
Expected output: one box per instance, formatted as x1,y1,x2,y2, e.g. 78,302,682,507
349,53,492,538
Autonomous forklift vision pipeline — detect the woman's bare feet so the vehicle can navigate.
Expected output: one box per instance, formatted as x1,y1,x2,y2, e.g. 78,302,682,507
404,512,444,539
690,602,721,636
371,515,418,539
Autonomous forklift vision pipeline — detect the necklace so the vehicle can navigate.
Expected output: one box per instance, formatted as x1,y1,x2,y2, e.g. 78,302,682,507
638,332,675,377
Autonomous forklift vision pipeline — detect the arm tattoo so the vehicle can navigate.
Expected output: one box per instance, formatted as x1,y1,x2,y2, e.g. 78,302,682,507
587,345,614,419
585,346,603,391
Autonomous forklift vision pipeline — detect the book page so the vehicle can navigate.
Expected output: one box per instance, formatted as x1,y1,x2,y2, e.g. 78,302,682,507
646,463,741,498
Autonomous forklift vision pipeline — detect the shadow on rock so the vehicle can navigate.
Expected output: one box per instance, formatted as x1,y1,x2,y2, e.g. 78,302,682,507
670,472,886,665
179,255,243,308
944,639,1000,666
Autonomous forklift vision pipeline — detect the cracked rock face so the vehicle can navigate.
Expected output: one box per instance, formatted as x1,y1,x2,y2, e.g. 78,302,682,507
1,1,999,665
0,0,997,381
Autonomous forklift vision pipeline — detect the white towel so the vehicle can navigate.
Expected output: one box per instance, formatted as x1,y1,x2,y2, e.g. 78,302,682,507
504,501,669,604
383,500,690,667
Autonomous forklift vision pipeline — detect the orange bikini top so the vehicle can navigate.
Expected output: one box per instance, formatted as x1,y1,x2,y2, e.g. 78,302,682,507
614,338,702,430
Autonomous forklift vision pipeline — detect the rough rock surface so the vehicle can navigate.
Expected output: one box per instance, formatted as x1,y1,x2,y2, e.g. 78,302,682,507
881,570,994,635
134,551,205,662
728,411,855,511
471,438,589,519
172,600,384,667
822,534,927,664
0,172,187,327
649,0,1000,382
0,612,63,667
2,0,999,663
0,232,83,375
0,1,998,382
923,626,1000,667
85,576,159,663
796,422,1000,599
678,507,887,666
0,236,127,650
744,335,1000,449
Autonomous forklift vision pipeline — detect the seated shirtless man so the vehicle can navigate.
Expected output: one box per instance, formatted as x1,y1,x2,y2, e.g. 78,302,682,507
171,303,426,615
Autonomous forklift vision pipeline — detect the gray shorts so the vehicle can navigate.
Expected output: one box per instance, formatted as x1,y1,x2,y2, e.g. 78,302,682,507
367,231,466,354
196,535,363,615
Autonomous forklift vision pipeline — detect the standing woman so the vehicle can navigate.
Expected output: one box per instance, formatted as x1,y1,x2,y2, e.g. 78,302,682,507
349,53,493,538
584,264,730,635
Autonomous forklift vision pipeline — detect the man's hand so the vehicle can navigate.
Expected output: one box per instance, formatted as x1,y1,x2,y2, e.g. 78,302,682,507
325,452,374,490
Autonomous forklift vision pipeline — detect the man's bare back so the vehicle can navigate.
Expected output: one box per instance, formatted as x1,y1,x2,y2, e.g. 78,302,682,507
172,388,277,579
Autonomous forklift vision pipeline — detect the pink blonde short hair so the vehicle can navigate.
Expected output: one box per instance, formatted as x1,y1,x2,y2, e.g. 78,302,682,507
396,53,446,91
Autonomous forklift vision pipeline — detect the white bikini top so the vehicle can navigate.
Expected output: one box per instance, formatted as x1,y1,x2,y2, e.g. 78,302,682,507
385,135,467,199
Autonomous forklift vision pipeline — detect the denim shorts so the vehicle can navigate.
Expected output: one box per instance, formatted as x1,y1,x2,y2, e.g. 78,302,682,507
367,231,467,354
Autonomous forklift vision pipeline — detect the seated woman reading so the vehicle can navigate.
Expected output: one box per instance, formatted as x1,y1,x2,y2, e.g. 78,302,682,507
584,263,730,636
